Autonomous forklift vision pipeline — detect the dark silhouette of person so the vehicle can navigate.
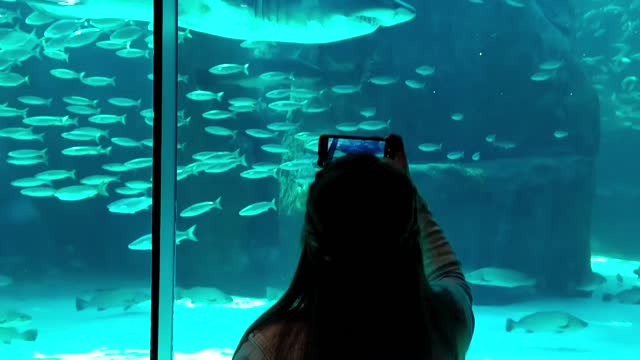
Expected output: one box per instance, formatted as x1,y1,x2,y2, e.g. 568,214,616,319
234,135,474,359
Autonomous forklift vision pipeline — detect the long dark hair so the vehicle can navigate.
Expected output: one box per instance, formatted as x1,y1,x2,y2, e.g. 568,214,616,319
234,153,441,359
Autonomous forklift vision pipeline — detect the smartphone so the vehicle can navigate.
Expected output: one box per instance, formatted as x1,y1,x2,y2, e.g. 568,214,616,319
317,134,398,167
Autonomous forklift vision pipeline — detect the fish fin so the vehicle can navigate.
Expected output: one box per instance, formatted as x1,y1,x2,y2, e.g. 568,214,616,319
244,63,250,75
75,297,90,311
505,318,516,332
215,196,223,209
271,198,277,210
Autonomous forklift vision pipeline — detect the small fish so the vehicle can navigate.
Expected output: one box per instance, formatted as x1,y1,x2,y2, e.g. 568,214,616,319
240,168,277,179
209,63,249,75
261,144,289,154
358,119,390,131
186,90,223,102
21,187,56,197
125,157,153,169
128,225,198,250
465,267,536,288
180,197,223,217
108,97,142,107
539,60,564,70
530,71,553,82
267,122,298,131
61,146,111,156
450,113,464,121
202,110,236,120
416,65,436,76
54,184,109,201
330,84,361,94
336,122,360,132
405,79,426,89
369,76,398,85
205,126,237,139
553,130,569,138
446,151,464,160
10,177,51,188
110,25,144,42
506,311,588,333
35,169,76,181
418,143,442,152
245,129,276,138
107,196,152,214
103,163,133,172
268,100,304,112
17,96,52,106
239,198,277,216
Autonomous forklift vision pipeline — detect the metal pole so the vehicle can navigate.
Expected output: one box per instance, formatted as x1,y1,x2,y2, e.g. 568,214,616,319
151,0,178,358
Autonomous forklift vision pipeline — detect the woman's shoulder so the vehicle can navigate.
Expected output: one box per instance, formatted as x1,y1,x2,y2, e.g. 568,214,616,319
234,320,307,360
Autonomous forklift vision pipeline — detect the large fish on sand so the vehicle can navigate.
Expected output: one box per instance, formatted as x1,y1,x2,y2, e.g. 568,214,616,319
0,310,32,328
175,286,234,305
76,288,150,311
24,0,416,44
506,311,588,333
0,327,38,344
602,286,640,304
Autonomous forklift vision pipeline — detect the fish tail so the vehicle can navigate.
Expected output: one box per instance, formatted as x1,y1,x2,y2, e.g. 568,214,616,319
96,182,109,197
20,329,38,342
215,196,223,210
244,63,250,75
216,91,224,102
75,297,90,311
186,225,198,242
271,198,277,210
505,319,516,332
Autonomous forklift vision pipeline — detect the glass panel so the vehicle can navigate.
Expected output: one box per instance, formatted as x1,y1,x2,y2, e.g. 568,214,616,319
0,1,154,358
173,1,635,360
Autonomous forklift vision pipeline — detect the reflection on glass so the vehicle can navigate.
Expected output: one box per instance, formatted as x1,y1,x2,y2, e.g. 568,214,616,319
167,1,638,360
0,1,153,358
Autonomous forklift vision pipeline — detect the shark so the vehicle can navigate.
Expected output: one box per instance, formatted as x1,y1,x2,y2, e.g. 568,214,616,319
24,0,417,44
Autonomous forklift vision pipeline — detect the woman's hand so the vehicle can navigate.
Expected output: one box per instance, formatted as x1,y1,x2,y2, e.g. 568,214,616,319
383,134,410,176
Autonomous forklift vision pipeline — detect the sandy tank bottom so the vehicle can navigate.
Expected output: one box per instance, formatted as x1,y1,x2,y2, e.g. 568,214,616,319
0,256,638,360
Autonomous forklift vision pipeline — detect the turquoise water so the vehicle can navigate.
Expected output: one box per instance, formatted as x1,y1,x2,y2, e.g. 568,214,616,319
1,0,639,359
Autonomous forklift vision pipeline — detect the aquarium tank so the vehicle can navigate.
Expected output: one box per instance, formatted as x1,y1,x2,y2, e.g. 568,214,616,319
0,0,639,359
